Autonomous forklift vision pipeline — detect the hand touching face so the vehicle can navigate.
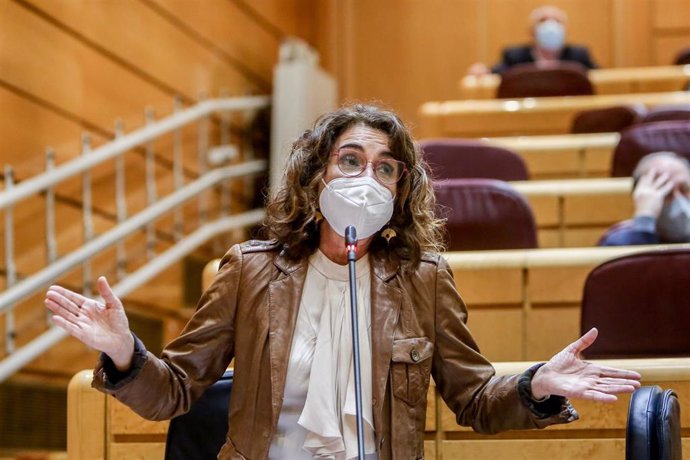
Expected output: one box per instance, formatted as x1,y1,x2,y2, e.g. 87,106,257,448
633,169,675,219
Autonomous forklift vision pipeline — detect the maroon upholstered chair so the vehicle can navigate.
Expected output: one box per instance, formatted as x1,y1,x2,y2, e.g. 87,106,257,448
611,121,690,177
420,139,529,181
580,248,690,359
638,104,690,124
571,104,646,134
674,47,690,65
496,62,594,99
434,179,537,251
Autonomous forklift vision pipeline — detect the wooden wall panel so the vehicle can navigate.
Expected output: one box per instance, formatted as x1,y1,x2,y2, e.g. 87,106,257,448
0,87,102,179
336,0,483,134
654,35,690,65
653,0,690,29
26,0,263,99
146,0,279,87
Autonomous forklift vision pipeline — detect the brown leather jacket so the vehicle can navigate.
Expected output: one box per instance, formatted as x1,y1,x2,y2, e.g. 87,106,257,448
92,240,577,459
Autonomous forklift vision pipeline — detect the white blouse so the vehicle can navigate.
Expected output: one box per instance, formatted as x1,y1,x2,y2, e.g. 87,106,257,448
268,249,377,459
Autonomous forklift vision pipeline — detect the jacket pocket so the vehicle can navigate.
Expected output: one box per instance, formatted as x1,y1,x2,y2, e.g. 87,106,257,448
217,436,248,459
390,337,433,406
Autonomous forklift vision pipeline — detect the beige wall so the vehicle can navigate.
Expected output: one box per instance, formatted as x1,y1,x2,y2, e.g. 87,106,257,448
316,0,690,130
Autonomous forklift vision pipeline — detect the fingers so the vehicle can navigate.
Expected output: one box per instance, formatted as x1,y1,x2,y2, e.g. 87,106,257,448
568,327,598,354
47,285,90,306
656,176,675,197
50,312,85,341
650,171,671,190
596,366,642,382
97,276,120,307
45,289,81,318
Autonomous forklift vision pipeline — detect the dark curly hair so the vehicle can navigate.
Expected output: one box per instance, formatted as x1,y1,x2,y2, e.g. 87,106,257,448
262,103,445,270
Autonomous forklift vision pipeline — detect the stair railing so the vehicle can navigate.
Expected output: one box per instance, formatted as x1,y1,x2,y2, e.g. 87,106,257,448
0,95,270,382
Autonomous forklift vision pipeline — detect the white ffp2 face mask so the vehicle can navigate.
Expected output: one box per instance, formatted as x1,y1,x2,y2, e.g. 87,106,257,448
319,176,395,239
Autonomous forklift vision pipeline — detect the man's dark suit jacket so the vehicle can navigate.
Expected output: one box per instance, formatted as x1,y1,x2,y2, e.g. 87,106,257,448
492,44,597,74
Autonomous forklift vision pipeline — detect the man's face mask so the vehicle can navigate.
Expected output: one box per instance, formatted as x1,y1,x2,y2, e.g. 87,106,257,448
535,19,565,51
657,194,690,243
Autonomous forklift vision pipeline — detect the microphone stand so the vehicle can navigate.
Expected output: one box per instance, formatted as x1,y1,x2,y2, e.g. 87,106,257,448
345,225,366,459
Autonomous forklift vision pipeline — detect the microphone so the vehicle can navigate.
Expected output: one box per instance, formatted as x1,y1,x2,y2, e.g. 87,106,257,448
345,225,357,262
344,225,365,459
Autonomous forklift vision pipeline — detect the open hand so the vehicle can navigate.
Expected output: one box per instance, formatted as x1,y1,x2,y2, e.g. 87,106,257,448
45,276,134,371
530,328,641,402
633,169,674,219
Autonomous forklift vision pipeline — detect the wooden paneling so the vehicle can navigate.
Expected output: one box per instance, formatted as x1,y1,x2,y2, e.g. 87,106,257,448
653,0,690,30
25,0,262,99
0,87,104,179
333,0,483,133
655,36,690,65
459,65,690,99
0,1,170,131
67,371,105,460
419,91,690,138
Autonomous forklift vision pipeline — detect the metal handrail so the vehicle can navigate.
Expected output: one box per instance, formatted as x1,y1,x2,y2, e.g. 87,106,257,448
0,160,266,314
0,96,270,210
0,209,266,382
0,95,271,381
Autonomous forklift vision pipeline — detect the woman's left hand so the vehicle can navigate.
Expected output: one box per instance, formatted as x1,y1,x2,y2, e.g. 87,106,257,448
530,328,641,402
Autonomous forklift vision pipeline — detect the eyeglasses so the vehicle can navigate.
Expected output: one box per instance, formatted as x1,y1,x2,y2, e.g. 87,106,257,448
332,148,407,185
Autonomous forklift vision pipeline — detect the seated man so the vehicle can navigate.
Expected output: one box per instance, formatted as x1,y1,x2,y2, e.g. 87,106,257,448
467,5,598,76
600,151,690,246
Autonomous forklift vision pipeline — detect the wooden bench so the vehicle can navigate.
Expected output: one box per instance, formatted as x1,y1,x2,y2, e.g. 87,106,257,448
512,177,632,247
444,244,690,362
480,132,619,179
68,357,690,459
459,65,690,100
425,358,690,459
419,91,690,138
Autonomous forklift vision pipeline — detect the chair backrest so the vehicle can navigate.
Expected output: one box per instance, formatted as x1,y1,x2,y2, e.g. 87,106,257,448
496,62,594,99
420,139,529,181
626,386,682,460
165,370,233,460
580,248,690,359
639,104,690,124
611,120,690,177
434,178,537,251
674,47,690,65
571,104,646,134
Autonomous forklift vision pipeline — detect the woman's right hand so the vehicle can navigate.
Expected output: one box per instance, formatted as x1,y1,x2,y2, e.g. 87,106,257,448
45,276,134,371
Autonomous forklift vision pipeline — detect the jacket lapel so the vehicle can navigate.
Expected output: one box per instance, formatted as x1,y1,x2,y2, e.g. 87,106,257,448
268,251,307,422
370,255,402,433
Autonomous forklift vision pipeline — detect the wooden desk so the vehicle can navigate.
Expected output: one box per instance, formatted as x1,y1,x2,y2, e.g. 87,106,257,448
419,91,690,138
68,357,690,460
445,244,690,362
480,132,619,179
459,65,690,100
427,358,690,459
513,177,632,247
